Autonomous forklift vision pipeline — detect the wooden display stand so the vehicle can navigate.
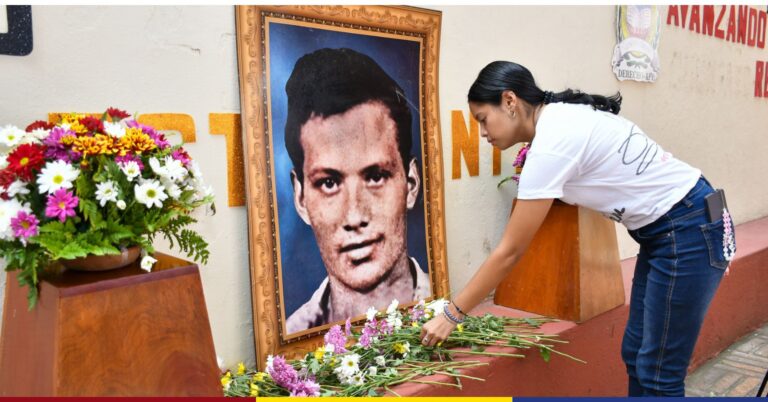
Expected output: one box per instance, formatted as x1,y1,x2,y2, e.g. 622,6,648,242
0,253,221,396
494,200,625,322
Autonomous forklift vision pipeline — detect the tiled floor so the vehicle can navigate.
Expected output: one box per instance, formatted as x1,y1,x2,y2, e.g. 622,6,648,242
686,322,768,397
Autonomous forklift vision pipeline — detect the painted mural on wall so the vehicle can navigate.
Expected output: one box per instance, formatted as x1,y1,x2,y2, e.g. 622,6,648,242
0,6,32,56
612,5,661,83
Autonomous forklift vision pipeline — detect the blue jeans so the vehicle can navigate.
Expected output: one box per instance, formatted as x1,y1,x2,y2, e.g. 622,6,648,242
622,176,732,396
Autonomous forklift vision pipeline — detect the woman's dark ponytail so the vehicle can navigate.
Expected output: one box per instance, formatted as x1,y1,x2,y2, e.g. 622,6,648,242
468,61,622,115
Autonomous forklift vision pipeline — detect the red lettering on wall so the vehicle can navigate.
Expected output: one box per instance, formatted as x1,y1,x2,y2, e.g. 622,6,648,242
737,6,748,44
702,6,715,36
758,10,767,49
748,8,758,47
690,5,701,33
681,5,690,27
726,5,737,42
756,61,764,97
716,6,726,39
667,5,680,26
765,62,768,96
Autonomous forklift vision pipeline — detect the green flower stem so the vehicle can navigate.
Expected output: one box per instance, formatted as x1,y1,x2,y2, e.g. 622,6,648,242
443,349,526,358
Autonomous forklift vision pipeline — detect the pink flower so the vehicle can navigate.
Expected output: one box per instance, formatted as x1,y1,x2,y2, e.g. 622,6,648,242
323,325,347,354
267,356,299,389
11,211,39,241
358,332,372,348
344,318,352,337
172,148,192,166
289,379,321,397
513,144,530,168
45,188,79,222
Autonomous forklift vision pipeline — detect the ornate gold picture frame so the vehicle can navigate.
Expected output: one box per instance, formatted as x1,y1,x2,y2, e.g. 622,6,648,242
235,5,447,368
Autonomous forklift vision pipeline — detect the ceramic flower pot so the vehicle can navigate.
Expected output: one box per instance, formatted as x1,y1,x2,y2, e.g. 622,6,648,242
61,246,142,272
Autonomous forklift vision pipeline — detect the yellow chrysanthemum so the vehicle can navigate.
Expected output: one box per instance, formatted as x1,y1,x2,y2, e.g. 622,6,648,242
411,322,420,328
220,371,232,388
457,324,464,332
237,362,246,376
393,343,407,354
60,113,88,134
59,135,76,146
120,128,157,154
253,372,267,382
314,347,325,362
250,383,259,397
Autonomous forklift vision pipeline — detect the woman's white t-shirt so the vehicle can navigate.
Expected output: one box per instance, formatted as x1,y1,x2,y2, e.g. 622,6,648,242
517,103,701,230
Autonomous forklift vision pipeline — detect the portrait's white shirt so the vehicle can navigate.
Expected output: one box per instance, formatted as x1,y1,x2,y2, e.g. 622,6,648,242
285,257,431,334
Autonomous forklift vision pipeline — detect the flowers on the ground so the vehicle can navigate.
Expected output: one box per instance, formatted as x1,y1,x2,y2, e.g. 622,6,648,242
222,298,583,397
0,108,215,307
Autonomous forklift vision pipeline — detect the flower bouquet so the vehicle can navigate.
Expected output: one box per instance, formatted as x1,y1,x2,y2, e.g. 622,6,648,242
222,299,582,397
0,108,215,307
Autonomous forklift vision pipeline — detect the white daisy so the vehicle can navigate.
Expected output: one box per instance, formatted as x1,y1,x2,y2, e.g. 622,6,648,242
374,356,387,367
140,255,157,272
119,161,141,181
188,160,203,178
150,156,187,182
366,306,378,321
116,200,127,210
335,354,360,378
386,299,399,315
29,128,50,142
344,373,366,386
36,160,80,194
386,315,403,331
367,366,378,377
0,125,26,148
134,180,167,208
426,298,449,315
0,154,8,169
6,180,30,197
95,181,119,207
160,177,182,200
103,121,126,139
0,199,31,240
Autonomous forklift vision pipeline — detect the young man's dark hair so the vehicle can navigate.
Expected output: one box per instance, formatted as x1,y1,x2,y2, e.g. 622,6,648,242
284,47,413,182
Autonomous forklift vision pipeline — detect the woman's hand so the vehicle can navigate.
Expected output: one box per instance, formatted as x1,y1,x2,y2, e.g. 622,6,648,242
419,313,457,347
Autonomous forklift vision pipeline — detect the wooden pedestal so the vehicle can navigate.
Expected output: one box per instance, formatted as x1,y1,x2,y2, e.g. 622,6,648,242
494,200,625,322
0,253,221,396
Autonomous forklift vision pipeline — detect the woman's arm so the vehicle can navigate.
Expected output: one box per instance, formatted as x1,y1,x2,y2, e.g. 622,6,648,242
420,198,554,346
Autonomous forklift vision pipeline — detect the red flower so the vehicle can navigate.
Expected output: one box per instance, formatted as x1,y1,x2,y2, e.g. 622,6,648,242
25,120,55,132
79,116,104,133
106,107,130,121
0,169,13,200
6,143,46,181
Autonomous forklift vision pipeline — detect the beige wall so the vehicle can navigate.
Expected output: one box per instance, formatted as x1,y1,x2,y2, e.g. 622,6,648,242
1,5,766,369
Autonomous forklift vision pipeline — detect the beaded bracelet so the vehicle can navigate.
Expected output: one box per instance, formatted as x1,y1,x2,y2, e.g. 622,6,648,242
443,303,465,325
451,300,467,316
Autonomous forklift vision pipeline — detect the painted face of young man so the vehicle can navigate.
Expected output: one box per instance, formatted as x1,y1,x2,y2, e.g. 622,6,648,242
292,100,420,291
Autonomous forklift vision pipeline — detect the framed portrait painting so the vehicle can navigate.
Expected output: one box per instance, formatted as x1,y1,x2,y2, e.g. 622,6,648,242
235,5,447,367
